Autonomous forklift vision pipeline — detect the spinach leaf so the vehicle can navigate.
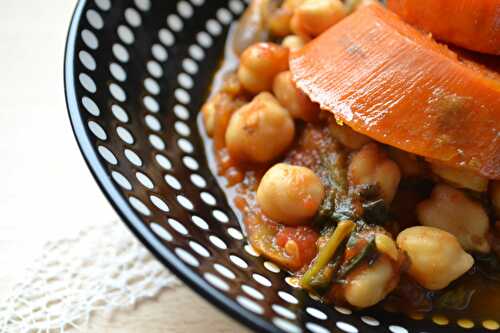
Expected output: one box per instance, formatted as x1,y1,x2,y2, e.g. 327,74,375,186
320,152,348,193
354,184,391,226
356,184,380,199
362,198,391,226
314,190,337,227
309,253,343,293
435,285,476,311
301,221,356,289
336,236,377,280
475,253,500,282
313,152,353,227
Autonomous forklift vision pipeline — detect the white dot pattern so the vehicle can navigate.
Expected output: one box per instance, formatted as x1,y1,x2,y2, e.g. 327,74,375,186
112,104,128,122
125,8,142,27
79,51,96,71
191,241,210,257
306,323,329,333
87,9,104,29
110,63,127,81
109,83,126,102
80,73,97,93
82,96,100,116
95,0,111,11
112,43,129,62
112,171,132,190
124,149,142,166
70,1,421,332
273,304,296,320
150,222,173,242
82,29,99,49
117,25,135,44
88,121,107,140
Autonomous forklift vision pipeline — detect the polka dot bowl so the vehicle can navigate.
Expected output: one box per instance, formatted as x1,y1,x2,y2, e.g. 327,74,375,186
65,1,487,332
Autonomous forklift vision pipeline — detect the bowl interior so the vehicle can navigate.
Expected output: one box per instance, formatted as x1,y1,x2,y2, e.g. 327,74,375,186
65,0,475,332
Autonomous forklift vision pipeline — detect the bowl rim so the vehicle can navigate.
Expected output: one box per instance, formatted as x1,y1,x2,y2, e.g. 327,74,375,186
63,1,282,332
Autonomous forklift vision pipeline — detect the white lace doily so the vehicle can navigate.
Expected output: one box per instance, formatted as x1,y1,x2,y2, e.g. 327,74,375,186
0,220,179,333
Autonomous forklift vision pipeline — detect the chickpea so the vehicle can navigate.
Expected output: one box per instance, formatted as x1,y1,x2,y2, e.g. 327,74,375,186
491,181,500,217
225,92,295,163
329,120,371,150
291,0,347,37
417,184,490,253
220,73,244,96
283,0,306,10
430,161,488,192
397,226,474,290
257,163,325,225
238,43,289,94
272,71,319,122
268,7,293,37
201,99,216,137
375,233,399,261
387,148,424,177
345,0,377,12
348,143,401,204
281,35,310,52
344,257,399,308
233,0,279,55
201,92,246,138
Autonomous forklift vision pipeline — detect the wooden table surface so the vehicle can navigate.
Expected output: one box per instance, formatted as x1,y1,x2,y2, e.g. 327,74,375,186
0,1,250,332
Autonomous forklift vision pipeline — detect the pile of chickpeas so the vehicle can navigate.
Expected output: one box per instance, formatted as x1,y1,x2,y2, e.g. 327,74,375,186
202,0,500,308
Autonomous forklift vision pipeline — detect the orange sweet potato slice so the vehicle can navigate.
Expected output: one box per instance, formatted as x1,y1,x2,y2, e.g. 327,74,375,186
388,0,500,55
290,3,500,179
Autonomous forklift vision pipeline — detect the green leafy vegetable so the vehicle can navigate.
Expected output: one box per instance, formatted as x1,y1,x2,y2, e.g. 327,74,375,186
336,236,377,280
356,184,380,199
309,256,342,292
314,189,337,227
314,152,355,227
435,285,476,311
321,153,348,193
301,220,355,289
362,198,390,226
353,184,391,226
475,253,500,282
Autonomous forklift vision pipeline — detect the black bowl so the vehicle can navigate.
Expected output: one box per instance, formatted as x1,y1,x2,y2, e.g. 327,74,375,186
64,1,488,332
